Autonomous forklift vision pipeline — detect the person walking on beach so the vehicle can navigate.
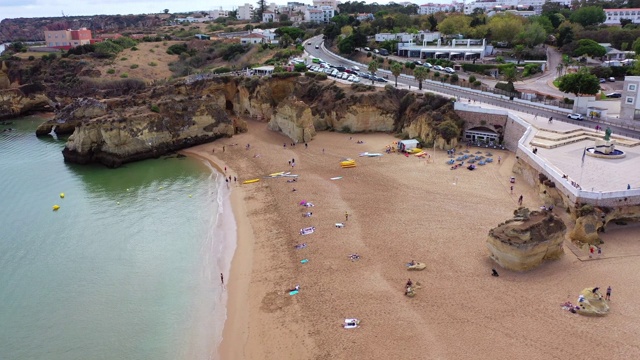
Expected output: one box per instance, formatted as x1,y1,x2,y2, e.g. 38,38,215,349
220,273,224,285
222,146,225,153
498,156,501,165
345,211,349,221
533,113,538,121
510,185,514,194
518,195,523,206
212,148,215,154
597,246,602,258
606,286,612,300
589,245,594,258
548,117,553,124
234,176,237,183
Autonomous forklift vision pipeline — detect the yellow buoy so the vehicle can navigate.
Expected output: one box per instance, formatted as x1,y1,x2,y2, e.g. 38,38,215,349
59,193,65,199
189,194,192,198
52,205,60,211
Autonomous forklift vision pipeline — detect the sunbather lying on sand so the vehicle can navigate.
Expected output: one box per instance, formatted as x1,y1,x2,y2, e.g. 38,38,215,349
287,285,300,292
303,212,312,217
304,202,315,207
294,243,307,249
349,254,360,261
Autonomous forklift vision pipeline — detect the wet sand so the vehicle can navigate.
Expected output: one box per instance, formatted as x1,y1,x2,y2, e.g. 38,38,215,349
187,120,640,360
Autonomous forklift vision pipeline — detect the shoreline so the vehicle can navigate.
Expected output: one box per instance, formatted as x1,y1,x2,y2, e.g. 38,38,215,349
182,120,640,359
179,146,253,360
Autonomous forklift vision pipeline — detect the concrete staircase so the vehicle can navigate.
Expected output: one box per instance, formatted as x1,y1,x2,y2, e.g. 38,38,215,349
530,129,640,149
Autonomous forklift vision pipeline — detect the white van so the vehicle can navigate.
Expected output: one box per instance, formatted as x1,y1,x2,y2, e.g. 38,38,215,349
351,66,360,71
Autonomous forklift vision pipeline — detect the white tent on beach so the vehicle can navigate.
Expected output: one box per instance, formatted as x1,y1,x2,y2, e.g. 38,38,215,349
398,139,419,152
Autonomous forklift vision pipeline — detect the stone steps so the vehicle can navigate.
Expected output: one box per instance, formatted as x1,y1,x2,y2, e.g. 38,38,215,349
531,129,640,149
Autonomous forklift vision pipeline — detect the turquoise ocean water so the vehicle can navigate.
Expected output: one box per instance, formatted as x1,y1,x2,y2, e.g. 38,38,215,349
0,115,233,360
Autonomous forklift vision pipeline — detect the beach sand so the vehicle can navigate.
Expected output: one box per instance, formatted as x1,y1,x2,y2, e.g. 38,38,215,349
186,120,640,360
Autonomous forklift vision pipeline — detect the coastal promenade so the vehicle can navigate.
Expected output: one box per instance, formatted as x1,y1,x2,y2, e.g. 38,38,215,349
454,102,640,206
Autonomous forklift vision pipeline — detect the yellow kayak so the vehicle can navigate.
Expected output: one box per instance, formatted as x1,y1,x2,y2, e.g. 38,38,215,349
242,179,260,184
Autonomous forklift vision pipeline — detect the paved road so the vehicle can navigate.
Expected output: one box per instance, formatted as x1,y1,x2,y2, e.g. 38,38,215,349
304,36,640,139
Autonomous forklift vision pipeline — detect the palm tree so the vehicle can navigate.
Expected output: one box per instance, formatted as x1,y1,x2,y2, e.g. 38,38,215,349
368,60,378,85
414,67,428,90
503,67,517,84
391,62,403,87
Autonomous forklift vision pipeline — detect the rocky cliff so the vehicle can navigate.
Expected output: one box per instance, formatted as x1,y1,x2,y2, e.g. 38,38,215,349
52,75,461,167
0,88,51,120
0,15,165,43
487,208,567,271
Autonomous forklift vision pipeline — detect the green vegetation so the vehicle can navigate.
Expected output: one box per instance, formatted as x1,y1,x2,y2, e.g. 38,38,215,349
148,62,158,67
120,73,129,78
107,68,116,74
150,105,160,113
557,70,600,97
130,64,139,69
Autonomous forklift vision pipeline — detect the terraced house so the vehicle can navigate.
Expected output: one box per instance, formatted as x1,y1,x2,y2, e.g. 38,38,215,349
44,28,92,50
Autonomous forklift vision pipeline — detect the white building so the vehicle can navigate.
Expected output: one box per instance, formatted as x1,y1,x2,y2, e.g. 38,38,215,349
312,0,338,10
465,0,568,15
305,8,325,22
620,76,640,121
262,10,276,22
320,6,335,22
237,3,255,20
210,9,229,20
375,31,441,43
604,8,640,25
356,13,374,21
419,3,456,15
240,33,265,44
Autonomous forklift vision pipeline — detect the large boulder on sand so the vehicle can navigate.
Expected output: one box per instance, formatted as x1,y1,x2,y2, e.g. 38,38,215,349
576,288,610,317
487,208,566,271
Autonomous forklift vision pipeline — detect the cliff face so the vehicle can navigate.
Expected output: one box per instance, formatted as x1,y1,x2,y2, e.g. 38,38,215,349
55,75,461,167
0,15,165,43
59,87,234,167
0,88,51,120
487,208,567,271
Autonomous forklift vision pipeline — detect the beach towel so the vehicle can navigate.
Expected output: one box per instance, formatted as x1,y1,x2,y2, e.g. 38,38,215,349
300,259,309,264
289,290,299,296
335,223,345,228
300,227,315,235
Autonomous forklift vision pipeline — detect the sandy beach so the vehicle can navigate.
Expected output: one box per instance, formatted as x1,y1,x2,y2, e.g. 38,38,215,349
186,119,640,360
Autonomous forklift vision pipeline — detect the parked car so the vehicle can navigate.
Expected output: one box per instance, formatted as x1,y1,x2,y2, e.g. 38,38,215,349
379,49,389,56
351,66,360,71
374,49,379,54
444,67,455,73
433,65,444,71
567,113,584,120
364,47,371,51
599,78,606,83
423,62,433,68
341,73,350,80
606,92,622,98
335,66,346,72
608,77,616,82
375,77,388,83
414,60,423,65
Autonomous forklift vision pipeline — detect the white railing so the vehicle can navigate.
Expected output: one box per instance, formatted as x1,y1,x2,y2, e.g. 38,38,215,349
458,104,640,205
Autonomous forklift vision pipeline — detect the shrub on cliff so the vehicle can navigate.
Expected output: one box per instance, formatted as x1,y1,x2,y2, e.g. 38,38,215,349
577,204,595,217
437,120,460,142
212,67,231,74
271,72,300,79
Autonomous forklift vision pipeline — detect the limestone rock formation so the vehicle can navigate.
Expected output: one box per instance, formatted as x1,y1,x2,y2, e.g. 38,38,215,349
61,93,234,167
0,87,51,120
487,208,567,271
576,287,610,316
36,98,106,136
51,76,461,166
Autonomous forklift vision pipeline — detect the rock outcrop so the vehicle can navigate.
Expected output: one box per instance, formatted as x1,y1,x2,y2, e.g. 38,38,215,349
576,288,610,317
0,87,51,120
54,75,462,167
487,208,567,271
61,90,234,167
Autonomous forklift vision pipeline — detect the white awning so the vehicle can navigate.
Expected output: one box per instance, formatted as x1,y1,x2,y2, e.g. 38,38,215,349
464,52,475,56
435,52,445,55
450,52,460,55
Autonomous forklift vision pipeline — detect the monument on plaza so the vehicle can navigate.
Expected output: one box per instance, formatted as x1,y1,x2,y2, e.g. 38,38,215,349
586,127,626,159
